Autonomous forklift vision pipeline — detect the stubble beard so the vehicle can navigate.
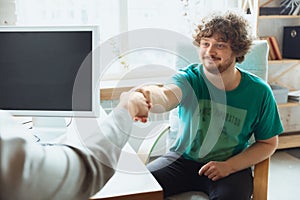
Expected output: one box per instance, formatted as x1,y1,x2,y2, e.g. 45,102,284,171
203,56,235,75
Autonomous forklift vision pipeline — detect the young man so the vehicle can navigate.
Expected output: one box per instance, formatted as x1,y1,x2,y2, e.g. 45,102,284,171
0,91,150,200
136,11,283,199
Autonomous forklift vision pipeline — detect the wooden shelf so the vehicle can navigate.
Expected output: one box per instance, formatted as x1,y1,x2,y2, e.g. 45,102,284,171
268,59,300,64
277,102,300,108
278,132,300,149
277,101,300,149
259,15,300,19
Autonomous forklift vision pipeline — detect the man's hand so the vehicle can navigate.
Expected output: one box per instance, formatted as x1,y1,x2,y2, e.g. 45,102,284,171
136,84,182,113
118,91,151,123
198,161,232,181
134,88,152,122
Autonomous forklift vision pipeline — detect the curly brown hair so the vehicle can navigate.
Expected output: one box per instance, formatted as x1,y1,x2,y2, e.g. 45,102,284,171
193,11,253,63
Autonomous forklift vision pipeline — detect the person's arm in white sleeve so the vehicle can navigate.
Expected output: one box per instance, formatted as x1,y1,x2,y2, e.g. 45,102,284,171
0,91,150,200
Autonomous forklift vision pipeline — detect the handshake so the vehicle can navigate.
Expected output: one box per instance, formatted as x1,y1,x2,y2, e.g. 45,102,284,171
117,84,177,122
117,87,152,123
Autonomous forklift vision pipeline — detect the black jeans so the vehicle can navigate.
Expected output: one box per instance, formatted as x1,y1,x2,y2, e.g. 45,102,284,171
147,151,253,200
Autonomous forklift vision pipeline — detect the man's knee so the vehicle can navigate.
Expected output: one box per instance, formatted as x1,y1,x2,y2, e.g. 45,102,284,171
209,168,253,200
209,189,252,200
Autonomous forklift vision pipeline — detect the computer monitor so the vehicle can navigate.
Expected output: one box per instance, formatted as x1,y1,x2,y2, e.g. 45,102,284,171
0,26,100,140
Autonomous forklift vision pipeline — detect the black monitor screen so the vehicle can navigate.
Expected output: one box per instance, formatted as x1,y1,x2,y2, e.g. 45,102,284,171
0,30,93,113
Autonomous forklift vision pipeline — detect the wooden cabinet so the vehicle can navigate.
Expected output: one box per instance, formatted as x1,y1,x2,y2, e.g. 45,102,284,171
257,0,300,60
277,102,300,149
257,0,300,62
257,0,300,149
255,1,300,91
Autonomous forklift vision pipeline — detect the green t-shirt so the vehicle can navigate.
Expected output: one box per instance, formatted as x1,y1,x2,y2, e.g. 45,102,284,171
170,64,284,163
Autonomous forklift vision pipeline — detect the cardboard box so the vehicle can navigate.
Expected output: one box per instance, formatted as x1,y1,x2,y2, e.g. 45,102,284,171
271,84,289,104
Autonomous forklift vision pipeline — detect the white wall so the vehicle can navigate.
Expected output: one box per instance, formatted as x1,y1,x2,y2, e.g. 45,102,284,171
0,0,16,25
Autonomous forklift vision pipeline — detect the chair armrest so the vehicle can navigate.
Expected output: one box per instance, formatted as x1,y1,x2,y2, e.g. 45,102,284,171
253,157,270,200
137,123,170,164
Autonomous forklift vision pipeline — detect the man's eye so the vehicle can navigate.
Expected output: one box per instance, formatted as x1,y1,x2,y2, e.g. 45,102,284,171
201,42,209,47
216,44,225,49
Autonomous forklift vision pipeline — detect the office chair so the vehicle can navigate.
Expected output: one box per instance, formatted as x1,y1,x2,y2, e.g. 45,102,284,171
137,40,271,200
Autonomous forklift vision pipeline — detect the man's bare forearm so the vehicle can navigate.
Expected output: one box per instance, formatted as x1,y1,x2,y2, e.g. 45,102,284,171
225,136,278,174
198,136,278,181
138,84,182,113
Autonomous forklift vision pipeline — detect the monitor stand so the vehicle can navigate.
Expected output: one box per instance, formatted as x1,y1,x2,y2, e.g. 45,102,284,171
32,117,67,142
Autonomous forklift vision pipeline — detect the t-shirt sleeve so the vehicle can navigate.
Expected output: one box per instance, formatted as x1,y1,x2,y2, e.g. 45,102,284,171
169,71,190,101
167,65,198,105
253,86,284,140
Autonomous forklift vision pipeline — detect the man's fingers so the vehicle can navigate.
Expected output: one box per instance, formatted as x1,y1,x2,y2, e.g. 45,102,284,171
198,162,222,181
134,116,148,123
199,163,213,176
135,88,152,108
143,90,151,103
198,165,208,176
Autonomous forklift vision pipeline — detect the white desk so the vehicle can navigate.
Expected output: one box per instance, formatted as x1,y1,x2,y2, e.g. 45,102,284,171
90,143,163,200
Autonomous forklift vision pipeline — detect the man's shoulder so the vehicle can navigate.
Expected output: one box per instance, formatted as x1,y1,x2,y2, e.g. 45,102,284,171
179,63,201,70
239,68,268,85
239,68,272,96
177,63,202,76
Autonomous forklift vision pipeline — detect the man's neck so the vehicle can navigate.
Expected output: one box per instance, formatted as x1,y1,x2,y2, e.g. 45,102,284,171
203,66,241,91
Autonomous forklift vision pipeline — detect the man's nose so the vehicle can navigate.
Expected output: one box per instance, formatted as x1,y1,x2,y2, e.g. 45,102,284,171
206,45,217,55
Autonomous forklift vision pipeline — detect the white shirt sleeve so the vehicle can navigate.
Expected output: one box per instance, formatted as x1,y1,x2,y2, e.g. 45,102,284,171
0,108,133,200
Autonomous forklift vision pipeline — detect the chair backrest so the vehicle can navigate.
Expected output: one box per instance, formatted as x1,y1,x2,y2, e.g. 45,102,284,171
176,39,269,81
236,39,269,81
